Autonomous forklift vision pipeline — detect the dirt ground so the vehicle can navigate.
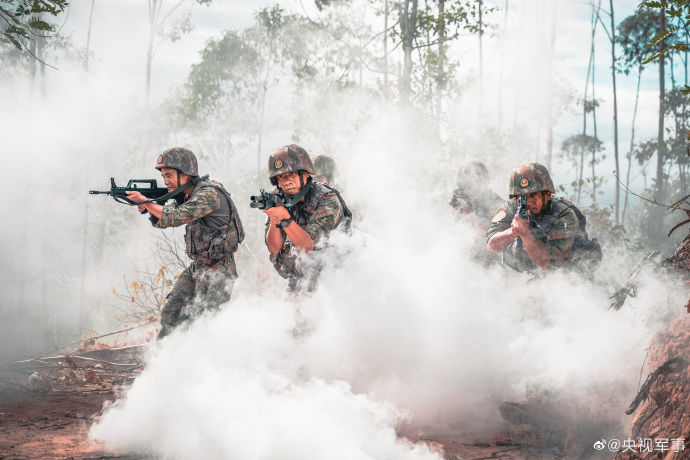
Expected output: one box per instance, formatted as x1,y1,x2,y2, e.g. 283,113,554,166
0,345,146,459
0,344,561,460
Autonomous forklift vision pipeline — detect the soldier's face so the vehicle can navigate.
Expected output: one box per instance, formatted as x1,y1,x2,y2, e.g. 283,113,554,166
522,191,550,215
276,171,303,194
160,167,190,191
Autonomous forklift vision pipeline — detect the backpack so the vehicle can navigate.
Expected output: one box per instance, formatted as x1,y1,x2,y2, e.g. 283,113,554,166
559,198,602,269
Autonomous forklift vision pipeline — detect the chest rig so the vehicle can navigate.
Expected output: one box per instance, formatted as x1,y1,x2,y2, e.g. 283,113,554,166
184,177,245,264
272,181,351,287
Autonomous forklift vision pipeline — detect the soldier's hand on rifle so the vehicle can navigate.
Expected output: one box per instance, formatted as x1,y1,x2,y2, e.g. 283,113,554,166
511,215,530,237
263,205,290,224
125,191,148,212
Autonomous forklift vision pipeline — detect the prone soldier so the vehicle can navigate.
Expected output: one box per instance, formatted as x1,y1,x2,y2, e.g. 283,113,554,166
126,147,244,339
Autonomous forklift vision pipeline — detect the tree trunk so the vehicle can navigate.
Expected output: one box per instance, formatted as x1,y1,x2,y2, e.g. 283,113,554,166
257,82,267,175
436,0,445,137
478,0,484,120
578,6,596,205
383,0,388,99
399,0,418,103
656,8,666,239
622,69,642,227
85,0,96,72
545,1,556,170
609,0,620,223
592,40,599,203
498,0,508,131
146,0,159,105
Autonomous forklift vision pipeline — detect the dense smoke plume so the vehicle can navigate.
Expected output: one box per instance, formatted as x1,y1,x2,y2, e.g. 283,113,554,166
0,1,687,458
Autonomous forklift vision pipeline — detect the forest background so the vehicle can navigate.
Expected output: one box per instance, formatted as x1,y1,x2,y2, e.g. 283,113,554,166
1,0,688,359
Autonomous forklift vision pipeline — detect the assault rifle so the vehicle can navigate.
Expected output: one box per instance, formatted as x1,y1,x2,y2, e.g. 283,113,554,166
89,178,170,213
249,189,287,210
516,195,528,220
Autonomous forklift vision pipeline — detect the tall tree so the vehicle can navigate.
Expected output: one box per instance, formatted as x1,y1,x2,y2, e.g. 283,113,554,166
609,0,620,222
398,0,419,103
617,8,660,226
85,0,96,72
145,0,212,104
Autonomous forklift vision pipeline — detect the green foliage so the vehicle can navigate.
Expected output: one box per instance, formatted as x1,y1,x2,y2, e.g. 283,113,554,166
635,0,689,66
617,8,663,74
0,0,68,55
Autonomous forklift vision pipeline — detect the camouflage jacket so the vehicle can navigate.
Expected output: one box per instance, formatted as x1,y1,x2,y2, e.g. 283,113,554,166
265,181,346,291
154,176,244,270
486,197,579,272
450,187,504,223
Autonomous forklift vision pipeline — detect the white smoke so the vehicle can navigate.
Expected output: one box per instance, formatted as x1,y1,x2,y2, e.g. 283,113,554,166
90,105,687,458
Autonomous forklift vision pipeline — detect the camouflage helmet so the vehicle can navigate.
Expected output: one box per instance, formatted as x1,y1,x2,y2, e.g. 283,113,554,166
456,161,489,185
313,155,337,179
155,147,199,177
268,144,315,185
508,162,555,197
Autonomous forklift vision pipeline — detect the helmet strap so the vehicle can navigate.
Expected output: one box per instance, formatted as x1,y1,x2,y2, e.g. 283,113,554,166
283,175,314,207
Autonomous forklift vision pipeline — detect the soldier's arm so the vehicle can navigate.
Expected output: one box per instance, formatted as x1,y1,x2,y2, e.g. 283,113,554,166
487,203,517,253
265,218,286,254
302,192,343,247
283,221,315,253
154,187,221,229
518,227,551,271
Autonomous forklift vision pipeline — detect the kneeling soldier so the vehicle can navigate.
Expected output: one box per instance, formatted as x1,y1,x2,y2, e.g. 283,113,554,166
486,163,581,273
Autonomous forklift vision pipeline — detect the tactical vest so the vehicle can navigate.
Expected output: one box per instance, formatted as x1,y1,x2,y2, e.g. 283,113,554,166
558,198,602,270
184,177,245,264
271,181,351,291
506,197,601,272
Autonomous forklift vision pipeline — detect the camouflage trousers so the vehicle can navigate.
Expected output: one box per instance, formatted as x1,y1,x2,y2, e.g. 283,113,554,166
157,258,237,340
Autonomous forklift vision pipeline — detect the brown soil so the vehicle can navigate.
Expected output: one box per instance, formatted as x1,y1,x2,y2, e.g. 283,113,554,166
0,343,555,460
0,345,146,459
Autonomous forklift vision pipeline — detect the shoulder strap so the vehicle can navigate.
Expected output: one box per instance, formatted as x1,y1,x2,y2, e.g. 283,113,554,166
556,197,587,233
320,183,353,221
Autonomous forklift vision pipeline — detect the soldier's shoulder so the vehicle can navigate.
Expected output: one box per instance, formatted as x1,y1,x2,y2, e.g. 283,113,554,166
550,198,579,230
312,182,341,201
551,197,577,218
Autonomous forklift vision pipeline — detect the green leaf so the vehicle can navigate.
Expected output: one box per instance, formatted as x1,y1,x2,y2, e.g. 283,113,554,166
646,25,680,48
642,47,670,64
28,19,53,31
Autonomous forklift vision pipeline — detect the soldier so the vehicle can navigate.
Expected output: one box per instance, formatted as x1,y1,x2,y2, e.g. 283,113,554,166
487,163,594,273
313,155,338,187
263,145,351,293
450,161,503,232
126,147,244,339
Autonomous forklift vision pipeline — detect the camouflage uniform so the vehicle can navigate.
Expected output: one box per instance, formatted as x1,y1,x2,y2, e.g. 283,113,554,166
486,163,579,272
313,155,339,187
265,145,350,293
152,148,244,339
487,198,579,272
450,161,502,222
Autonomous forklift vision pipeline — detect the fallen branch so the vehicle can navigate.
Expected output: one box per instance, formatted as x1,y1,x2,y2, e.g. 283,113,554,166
626,357,688,415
